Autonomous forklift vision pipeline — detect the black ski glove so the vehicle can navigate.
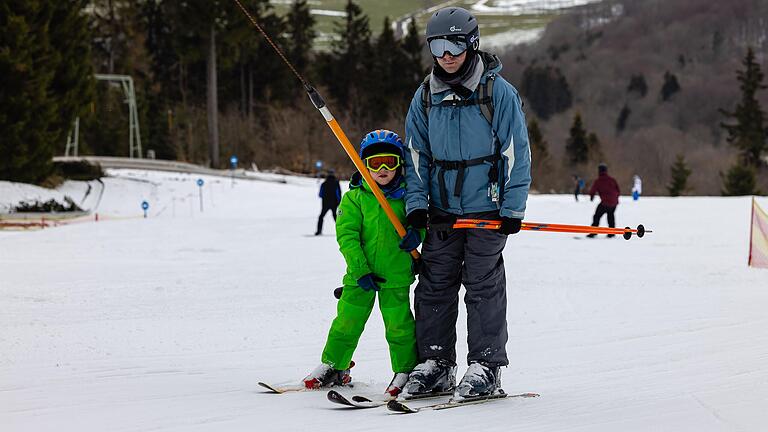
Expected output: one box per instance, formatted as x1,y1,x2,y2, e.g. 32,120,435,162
429,213,457,241
499,217,522,235
407,209,428,230
357,273,385,292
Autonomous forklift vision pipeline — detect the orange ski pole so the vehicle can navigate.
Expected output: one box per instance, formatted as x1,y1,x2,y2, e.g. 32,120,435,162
453,219,651,240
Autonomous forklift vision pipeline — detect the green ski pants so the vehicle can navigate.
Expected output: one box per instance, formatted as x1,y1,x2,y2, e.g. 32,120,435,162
321,284,417,373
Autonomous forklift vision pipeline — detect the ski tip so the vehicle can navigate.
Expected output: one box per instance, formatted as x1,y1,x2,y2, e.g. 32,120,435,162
327,389,349,405
258,382,283,393
387,399,417,414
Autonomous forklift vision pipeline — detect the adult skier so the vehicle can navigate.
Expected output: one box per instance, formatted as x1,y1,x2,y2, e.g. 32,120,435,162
587,163,621,238
400,7,531,399
315,170,341,235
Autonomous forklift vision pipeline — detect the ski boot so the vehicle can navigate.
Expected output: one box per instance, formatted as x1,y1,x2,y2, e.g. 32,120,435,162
400,358,456,398
302,362,353,389
454,361,502,400
384,372,410,398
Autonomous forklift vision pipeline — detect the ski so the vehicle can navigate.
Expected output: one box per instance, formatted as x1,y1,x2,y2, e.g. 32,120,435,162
258,382,307,394
355,390,453,403
327,390,454,409
327,390,388,409
259,380,356,394
387,391,539,414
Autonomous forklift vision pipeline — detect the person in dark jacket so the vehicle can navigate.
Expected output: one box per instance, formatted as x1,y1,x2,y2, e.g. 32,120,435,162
316,170,342,235
587,163,620,238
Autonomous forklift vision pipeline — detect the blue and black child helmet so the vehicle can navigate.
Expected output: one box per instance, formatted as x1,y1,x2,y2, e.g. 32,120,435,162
359,129,405,159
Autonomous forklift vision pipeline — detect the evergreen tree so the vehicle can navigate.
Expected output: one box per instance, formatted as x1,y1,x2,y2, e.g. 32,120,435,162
721,163,759,196
528,118,549,161
285,0,316,87
587,132,603,162
720,47,768,167
0,0,94,183
318,0,372,109
168,0,275,166
661,71,681,101
401,17,425,93
521,65,572,120
366,16,406,121
565,113,589,165
140,0,178,159
667,154,692,196
616,103,631,133
627,74,647,97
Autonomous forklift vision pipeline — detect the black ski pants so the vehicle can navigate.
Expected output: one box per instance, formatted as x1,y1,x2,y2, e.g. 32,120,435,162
316,204,337,234
591,203,616,228
414,210,509,367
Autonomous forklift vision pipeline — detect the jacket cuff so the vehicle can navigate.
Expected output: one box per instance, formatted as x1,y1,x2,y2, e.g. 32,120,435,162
500,209,525,219
405,197,429,215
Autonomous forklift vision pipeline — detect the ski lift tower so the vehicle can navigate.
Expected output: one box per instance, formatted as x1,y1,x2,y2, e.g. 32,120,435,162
65,74,143,158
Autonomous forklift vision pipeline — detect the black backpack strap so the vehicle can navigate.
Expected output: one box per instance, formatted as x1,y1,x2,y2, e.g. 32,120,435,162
421,74,432,121
479,75,495,126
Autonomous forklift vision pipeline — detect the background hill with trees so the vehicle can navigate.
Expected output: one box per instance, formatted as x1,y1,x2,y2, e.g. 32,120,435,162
1,0,766,196
502,0,768,195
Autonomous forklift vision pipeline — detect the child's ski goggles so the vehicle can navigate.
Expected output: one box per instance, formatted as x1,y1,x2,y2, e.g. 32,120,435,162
428,36,468,58
364,153,401,172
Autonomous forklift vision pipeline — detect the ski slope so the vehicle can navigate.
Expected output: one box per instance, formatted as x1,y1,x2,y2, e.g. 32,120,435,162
1,169,767,431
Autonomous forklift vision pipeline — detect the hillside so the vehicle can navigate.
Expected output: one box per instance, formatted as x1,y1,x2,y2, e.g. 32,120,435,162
499,0,768,195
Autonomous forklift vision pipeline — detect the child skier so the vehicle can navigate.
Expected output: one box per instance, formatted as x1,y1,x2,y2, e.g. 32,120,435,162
302,129,421,397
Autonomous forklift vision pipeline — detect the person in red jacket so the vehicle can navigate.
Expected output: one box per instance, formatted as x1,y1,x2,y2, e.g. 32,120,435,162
587,163,620,238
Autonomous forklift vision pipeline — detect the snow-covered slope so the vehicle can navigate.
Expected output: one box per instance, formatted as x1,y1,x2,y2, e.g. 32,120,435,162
1,169,767,431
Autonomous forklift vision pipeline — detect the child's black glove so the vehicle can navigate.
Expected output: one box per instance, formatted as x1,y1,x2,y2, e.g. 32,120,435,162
499,217,522,235
357,273,385,291
399,228,422,252
406,209,428,229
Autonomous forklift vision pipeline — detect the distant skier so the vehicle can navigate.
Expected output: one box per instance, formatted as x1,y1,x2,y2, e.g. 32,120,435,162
632,174,642,201
315,170,341,235
573,174,585,201
587,163,621,238
303,130,420,397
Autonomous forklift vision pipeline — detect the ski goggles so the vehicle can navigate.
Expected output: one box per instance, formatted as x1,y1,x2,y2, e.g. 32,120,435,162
428,36,468,58
364,153,401,172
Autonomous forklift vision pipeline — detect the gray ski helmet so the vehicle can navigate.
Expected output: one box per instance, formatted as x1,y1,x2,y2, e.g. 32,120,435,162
426,7,480,52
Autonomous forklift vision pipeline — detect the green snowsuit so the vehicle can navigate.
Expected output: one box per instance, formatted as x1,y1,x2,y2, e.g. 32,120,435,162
321,173,418,373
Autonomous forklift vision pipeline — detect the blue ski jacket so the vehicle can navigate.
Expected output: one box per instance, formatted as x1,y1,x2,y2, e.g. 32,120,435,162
403,53,531,219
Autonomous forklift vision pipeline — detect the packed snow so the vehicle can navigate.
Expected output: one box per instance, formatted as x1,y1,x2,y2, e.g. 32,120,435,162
1,169,767,431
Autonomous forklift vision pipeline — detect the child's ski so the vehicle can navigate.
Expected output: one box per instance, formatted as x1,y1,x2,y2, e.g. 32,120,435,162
327,390,388,409
327,389,454,409
258,382,307,394
387,392,539,414
259,381,355,394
